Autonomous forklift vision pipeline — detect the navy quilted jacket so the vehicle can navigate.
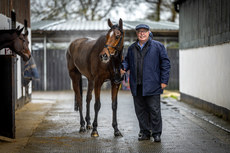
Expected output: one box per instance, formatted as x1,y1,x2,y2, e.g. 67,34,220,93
122,39,170,96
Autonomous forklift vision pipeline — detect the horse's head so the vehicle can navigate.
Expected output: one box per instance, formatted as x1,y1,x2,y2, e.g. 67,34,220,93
99,18,124,63
13,26,31,61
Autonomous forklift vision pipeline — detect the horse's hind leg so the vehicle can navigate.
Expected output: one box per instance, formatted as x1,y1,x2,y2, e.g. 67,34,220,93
69,68,86,132
74,77,83,111
85,80,94,130
74,94,79,111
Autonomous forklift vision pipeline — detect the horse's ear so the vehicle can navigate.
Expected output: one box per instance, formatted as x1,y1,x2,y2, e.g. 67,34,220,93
17,27,24,35
108,19,113,28
119,18,123,30
16,26,20,30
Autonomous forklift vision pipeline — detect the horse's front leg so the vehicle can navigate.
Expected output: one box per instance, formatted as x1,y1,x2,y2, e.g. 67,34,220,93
91,81,102,137
111,82,123,137
85,80,94,130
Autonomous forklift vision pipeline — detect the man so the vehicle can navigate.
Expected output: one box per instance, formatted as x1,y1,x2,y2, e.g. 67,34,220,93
121,24,170,142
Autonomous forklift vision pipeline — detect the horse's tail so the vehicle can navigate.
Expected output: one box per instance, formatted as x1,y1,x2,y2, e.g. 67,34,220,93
66,43,83,112
66,47,71,63
80,76,83,100
66,47,81,111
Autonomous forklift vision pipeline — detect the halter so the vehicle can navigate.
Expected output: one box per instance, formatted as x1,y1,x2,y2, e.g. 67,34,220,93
104,25,123,57
16,35,31,61
103,25,124,85
18,36,27,53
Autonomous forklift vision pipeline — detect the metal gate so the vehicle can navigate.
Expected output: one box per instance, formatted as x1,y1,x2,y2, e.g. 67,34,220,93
0,56,16,138
32,49,71,91
32,49,179,91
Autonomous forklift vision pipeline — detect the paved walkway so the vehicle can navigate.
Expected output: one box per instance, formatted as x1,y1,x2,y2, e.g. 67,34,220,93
0,90,230,153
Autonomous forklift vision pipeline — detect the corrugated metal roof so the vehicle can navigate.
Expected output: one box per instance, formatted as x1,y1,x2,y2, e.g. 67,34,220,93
32,20,178,31
124,20,179,31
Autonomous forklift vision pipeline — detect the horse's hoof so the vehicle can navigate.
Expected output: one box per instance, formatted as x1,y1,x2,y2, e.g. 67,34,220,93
79,127,86,133
91,131,99,137
86,125,92,130
114,130,123,137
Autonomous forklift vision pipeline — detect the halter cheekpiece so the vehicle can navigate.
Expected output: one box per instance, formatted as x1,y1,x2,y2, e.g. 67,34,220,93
104,24,123,56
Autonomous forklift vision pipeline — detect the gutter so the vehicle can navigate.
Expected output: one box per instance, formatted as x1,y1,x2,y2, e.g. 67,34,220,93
173,0,186,12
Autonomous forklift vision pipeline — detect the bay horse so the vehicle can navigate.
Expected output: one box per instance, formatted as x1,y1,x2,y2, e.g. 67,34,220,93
66,18,124,137
0,26,31,61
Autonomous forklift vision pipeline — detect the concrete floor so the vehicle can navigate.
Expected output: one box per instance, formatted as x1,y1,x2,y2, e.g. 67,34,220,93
0,90,230,153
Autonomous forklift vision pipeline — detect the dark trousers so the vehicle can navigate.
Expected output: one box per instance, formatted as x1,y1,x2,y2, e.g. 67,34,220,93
133,85,162,137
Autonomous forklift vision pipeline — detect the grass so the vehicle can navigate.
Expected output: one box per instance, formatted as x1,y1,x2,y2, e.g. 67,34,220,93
162,90,180,100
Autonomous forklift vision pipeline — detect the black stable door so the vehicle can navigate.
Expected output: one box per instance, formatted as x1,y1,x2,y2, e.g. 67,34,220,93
0,56,16,138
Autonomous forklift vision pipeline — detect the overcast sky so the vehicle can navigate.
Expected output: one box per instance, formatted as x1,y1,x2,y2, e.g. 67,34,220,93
109,3,150,21
100,2,177,23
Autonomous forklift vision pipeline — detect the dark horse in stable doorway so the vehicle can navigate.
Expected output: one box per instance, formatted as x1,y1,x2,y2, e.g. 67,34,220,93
0,26,31,61
66,18,124,137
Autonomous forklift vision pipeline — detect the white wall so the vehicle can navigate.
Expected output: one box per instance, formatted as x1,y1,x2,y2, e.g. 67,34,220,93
180,42,230,110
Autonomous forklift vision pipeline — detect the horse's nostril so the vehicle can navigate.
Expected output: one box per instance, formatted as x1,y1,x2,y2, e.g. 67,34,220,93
104,54,108,59
102,54,108,59
100,54,110,62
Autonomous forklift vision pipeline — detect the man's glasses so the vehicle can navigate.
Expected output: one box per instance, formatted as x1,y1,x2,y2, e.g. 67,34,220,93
137,30,148,34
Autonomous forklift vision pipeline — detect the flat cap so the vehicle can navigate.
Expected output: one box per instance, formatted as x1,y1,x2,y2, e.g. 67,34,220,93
135,24,150,30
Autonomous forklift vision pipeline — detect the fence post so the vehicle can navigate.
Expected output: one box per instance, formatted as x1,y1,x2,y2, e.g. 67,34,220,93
43,35,47,91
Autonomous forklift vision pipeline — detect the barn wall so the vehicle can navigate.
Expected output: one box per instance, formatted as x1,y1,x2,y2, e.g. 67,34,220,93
166,49,179,90
180,43,230,110
179,0,230,49
0,0,30,27
178,0,230,120
0,0,31,110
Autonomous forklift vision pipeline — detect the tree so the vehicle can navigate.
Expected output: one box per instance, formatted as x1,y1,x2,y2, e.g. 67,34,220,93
31,0,70,21
31,0,117,21
145,0,177,22
30,0,177,22
145,0,162,21
71,0,116,20
161,0,177,22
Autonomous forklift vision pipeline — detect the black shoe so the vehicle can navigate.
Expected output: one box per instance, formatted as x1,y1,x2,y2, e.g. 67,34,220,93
138,134,150,141
153,135,161,142
138,132,143,138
